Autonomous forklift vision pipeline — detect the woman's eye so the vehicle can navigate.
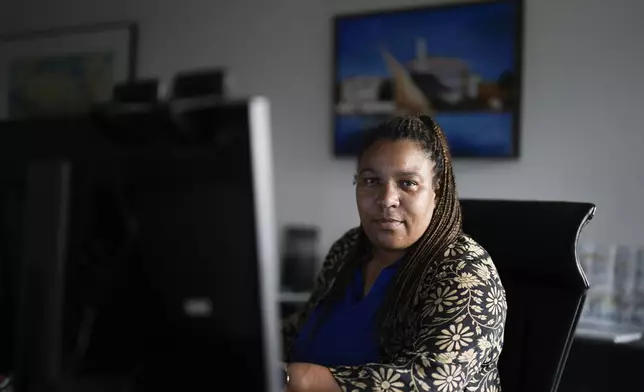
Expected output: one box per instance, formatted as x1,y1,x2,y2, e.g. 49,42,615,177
362,177,378,186
400,180,418,189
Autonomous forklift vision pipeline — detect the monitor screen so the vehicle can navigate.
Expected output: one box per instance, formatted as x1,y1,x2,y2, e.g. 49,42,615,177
0,164,27,375
3,97,281,392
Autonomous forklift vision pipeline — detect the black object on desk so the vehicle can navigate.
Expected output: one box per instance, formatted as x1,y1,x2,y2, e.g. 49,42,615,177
281,226,319,292
460,199,596,392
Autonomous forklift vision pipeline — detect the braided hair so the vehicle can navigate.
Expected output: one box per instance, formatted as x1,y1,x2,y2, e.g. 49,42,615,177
312,114,462,340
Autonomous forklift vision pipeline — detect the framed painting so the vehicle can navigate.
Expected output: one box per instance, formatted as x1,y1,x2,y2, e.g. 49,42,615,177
333,0,523,158
0,21,137,119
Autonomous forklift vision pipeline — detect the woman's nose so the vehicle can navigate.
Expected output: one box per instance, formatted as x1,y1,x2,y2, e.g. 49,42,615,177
377,182,400,208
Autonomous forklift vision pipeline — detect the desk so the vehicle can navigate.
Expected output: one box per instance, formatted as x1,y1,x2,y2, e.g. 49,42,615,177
559,337,644,391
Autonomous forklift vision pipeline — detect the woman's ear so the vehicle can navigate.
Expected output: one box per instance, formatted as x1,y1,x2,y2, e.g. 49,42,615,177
432,183,440,203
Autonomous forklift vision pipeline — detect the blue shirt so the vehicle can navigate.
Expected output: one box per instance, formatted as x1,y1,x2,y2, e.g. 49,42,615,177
290,262,399,366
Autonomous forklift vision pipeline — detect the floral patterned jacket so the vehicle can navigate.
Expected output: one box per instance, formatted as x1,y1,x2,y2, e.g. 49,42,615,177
282,227,507,392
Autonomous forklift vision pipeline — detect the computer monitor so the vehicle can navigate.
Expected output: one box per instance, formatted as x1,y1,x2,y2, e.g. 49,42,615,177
0,163,28,377
2,96,282,392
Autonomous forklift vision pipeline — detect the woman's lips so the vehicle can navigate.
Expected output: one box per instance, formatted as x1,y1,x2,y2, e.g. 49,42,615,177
373,218,403,229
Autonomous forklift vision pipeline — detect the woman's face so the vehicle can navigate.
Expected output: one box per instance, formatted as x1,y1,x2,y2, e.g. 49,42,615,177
356,139,436,253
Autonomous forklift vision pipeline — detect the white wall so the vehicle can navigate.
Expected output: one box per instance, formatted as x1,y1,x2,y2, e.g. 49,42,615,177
3,0,644,258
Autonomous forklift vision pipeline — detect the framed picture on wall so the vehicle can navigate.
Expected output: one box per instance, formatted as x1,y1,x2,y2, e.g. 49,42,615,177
332,0,523,158
0,21,137,120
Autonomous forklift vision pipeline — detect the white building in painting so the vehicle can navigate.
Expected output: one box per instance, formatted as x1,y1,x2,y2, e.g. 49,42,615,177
407,38,480,104
340,76,381,102
336,76,395,115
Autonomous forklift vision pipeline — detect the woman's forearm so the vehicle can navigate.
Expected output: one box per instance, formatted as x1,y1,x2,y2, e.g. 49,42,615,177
286,363,342,392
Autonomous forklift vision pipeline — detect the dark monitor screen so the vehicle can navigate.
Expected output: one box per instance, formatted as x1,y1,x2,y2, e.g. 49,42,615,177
0,164,27,375
117,133,266,389
2,97,281,392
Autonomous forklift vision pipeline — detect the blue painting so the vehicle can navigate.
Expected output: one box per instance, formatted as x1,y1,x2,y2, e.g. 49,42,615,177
333,1,522,157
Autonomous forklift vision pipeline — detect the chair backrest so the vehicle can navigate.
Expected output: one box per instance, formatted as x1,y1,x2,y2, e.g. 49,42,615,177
459,199,596,392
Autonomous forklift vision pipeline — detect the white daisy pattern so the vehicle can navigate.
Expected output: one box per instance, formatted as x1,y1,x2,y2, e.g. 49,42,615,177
444,243,466,257
283,230,507,392
485,286,505,316
436,324,475,351
432,365,463,392
424,287,460,317
372,368,406,392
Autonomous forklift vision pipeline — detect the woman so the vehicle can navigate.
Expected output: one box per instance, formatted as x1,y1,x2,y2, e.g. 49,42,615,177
282,115,506,392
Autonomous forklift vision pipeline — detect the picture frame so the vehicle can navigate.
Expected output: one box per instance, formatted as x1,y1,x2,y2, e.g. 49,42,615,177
332,0,523,158
0,21,138,119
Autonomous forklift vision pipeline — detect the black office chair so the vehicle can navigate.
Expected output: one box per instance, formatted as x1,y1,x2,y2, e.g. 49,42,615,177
460,199,596,392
